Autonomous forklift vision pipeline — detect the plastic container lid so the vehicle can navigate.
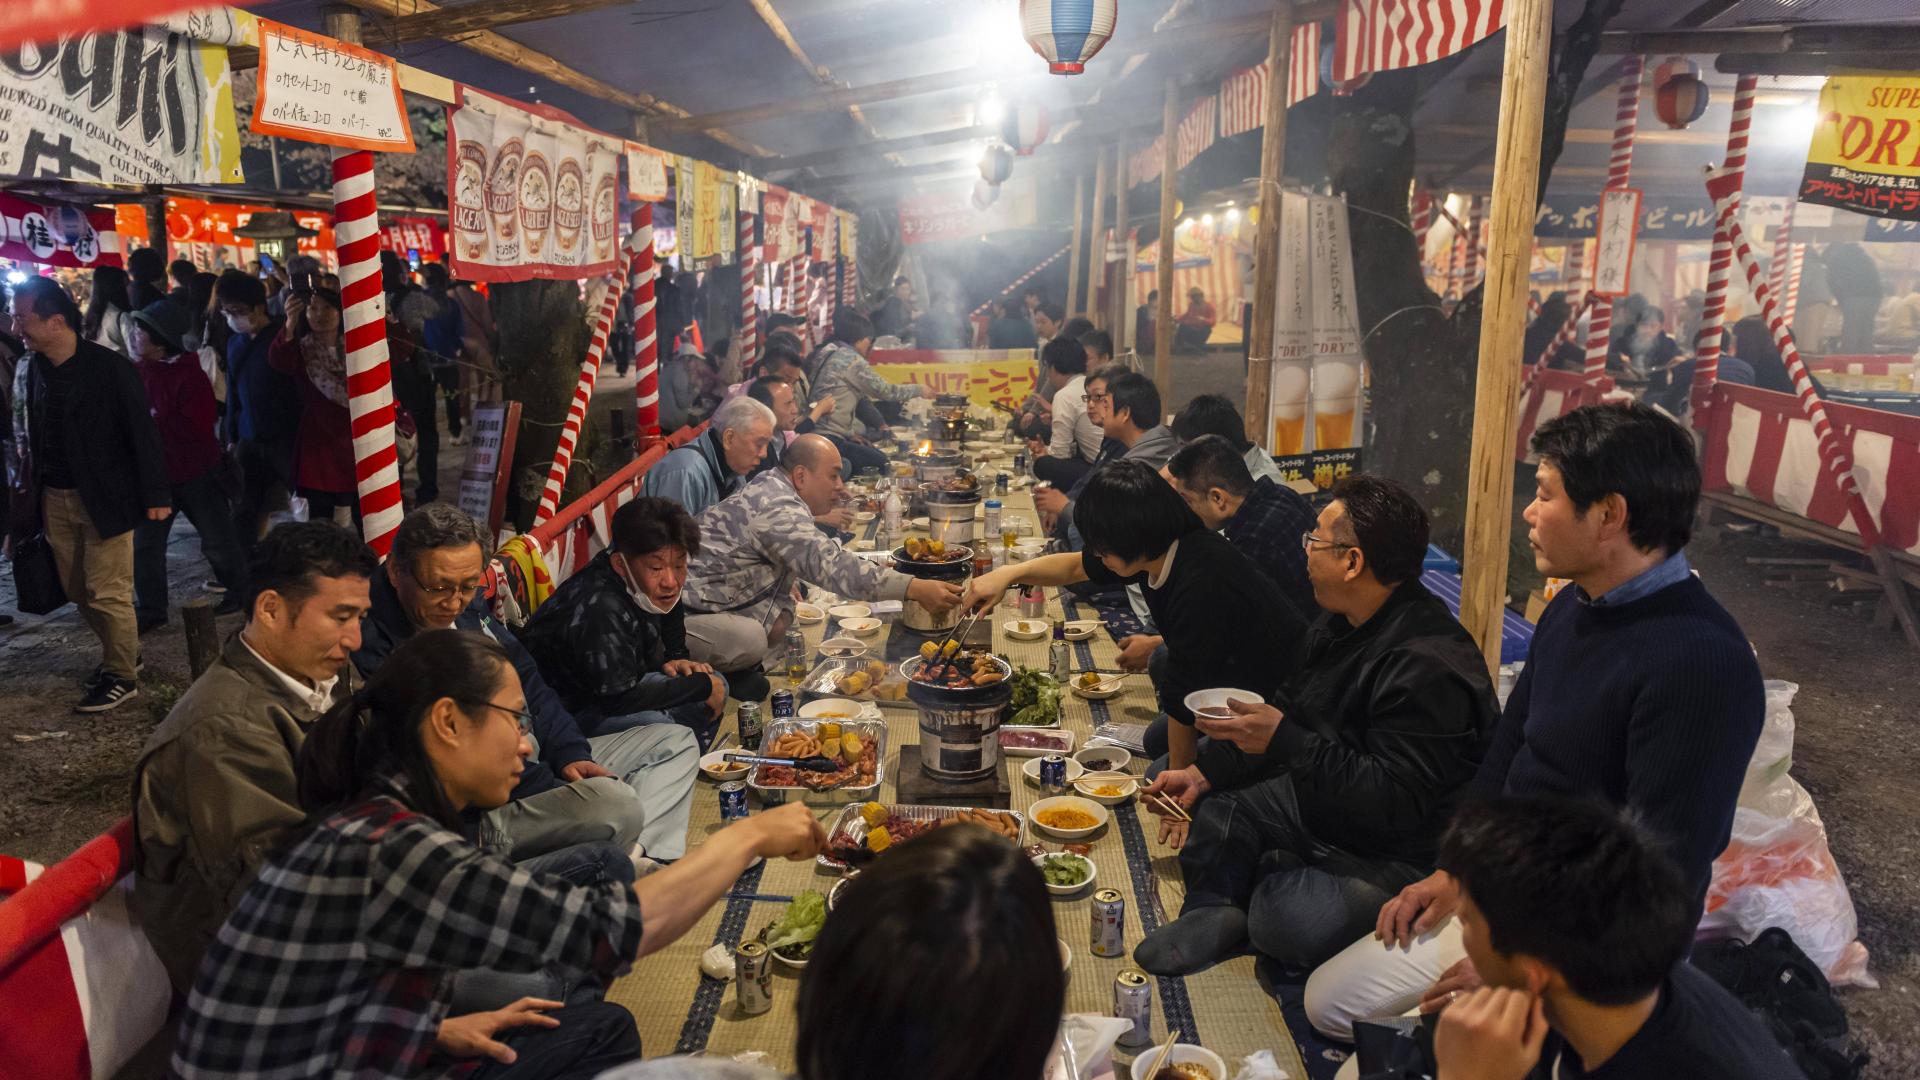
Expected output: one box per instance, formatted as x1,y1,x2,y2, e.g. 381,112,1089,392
985,499,1002,508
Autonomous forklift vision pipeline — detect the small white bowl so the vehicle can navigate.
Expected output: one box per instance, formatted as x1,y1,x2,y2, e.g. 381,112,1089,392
1183,687,1265,724
1033,852,1097,895
771,944,810,970
1004,618,1049,640
839,616,883,638
1013,541,1048,559
911,516,930,529
1074,746,1134,774
1062,619,1101,641
848,539,874,552
826,603,872,621
854,510,876,523
817,636,868,660
699,750,749,782
1021,755,1086,787
798,697,864,720
1058,937,1073,973
794,602,824,625
1029,795,1110,839
1130,1045,1227,1080
1072,776,1138,806
1071,674,1124,700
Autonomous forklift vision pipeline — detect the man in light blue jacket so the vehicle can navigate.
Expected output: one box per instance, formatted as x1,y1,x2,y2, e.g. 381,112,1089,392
643,395,776,518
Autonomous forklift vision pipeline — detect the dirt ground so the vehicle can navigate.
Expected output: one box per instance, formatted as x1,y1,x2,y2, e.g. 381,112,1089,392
1,362,1914,1074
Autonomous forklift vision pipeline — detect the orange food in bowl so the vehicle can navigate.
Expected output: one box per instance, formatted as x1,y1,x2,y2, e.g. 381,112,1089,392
1036,808,1099,831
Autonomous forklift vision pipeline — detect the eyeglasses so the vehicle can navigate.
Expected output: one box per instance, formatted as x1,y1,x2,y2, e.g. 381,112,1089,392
463,700,535,736
1301,531,1357,553
1084,391,1110,404
409,567,484,599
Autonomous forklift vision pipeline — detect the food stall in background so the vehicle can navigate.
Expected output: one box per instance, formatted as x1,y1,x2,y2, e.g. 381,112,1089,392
114,199,338,273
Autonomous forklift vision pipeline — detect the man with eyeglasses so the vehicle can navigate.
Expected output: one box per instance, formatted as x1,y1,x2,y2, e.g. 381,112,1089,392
353,506,699,895
1131,475,1496,982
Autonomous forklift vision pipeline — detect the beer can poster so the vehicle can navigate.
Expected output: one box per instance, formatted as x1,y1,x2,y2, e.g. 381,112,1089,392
1800,72,1920,222
444,86,621,282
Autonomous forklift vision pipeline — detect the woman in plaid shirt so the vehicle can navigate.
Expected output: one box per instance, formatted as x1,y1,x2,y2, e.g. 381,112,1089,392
172,630,826,1079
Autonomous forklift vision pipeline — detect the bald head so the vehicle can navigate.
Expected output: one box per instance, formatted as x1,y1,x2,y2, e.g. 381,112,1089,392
782,433,846,515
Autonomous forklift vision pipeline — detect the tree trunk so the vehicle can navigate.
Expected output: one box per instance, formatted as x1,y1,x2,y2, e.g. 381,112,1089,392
493,280,591,530
1330,0,1625,581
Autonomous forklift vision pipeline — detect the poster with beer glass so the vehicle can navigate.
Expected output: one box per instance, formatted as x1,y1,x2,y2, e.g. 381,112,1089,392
1265,192,1366,492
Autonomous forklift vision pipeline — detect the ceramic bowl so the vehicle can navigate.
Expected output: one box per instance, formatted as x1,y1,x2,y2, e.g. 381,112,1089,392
1028,795,1109,839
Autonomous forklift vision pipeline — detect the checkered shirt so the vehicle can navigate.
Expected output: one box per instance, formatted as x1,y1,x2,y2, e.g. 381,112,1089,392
1223,477,1321,619
170,783,642,1079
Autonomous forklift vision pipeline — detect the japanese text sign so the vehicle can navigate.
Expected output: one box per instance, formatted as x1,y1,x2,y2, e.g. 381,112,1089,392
1801,71,1920,223
1590,188,1641,299
0,193,119,268
250,19,413,152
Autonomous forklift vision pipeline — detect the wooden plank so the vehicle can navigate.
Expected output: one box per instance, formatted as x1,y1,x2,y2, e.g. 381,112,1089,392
1112,141,1129,344
1243,2,1293,450
1154,79,1179,398
1087,149,1110,328
380,0,633,44
1067,172,1088,321
1458,0,1554,675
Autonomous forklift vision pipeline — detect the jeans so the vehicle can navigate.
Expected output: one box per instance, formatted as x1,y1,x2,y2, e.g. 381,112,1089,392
449,841,638,1013
435,363,464,439
134,471,248,624
42,487,138,680
232,437,294,554
1179,774,1423,973
590,672,727,753
463,1000,642,1078
822,433,889,478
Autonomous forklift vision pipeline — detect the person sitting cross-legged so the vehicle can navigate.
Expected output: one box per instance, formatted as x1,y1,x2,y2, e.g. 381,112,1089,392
1420,796,1808,1080
169,630,828,1080
1132,475,1496,978
521,497,730,748
353,505,701,876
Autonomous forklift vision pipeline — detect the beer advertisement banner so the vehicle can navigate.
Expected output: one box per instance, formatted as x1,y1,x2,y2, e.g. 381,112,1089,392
1308,194,1365,456
0,27,243,183
446,86,621,282
1267,192,1313,455
626,142,669,201
1801,72,1920,222
0,193,120,268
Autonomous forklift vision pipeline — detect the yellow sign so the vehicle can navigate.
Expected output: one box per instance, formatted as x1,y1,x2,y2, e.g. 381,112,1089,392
868,350,1038,409
1802,71,1920,221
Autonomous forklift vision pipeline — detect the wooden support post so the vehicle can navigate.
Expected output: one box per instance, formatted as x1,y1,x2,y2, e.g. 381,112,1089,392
1112,141,1130,345
1087,152,1110,329
1154,79,1179,399
1459,0,1554,675
1067,172,1088,321
1243,2,1294,449
182,600,220,680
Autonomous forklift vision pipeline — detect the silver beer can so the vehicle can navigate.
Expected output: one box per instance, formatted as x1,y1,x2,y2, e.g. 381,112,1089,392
735,940,773,1015
1114,968,1153,1046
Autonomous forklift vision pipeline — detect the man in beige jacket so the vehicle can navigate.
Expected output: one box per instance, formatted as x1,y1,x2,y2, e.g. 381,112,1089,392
131,521,376,993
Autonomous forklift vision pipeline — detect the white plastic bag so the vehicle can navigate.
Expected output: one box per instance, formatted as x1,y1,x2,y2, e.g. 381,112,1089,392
1045,1015,1133,1080
1705,715,1876,990
1230,1050,1293,1079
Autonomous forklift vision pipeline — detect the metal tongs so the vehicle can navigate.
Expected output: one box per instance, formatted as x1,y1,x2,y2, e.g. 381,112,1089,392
923,603,990,682
724,751,846,773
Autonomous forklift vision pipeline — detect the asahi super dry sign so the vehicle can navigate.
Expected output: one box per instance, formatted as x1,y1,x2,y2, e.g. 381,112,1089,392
1801,71,1920,222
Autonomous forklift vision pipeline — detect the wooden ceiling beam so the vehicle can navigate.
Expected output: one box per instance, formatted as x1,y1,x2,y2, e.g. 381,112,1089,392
742,0,895,162
1596,23,1920,56
771,125,995,174
379,0,634,44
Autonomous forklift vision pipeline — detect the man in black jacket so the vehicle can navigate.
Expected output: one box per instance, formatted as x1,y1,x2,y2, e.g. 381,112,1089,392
9,277,170,711
1134,475,1496,977
214,270,295,553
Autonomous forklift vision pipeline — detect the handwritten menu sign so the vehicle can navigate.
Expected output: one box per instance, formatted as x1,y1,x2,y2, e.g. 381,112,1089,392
250,19,415,153
1591,188,1642,299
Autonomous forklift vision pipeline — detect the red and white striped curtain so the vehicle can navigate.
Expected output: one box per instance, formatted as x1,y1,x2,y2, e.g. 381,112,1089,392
1334,0,1507,83
1174,97,1216,171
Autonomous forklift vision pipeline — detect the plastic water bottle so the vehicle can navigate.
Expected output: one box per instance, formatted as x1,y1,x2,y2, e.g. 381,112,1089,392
882,481,904,542
983,499,1003,539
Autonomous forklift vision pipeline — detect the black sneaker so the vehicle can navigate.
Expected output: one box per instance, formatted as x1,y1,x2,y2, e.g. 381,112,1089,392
138,616,168,634
76,676,139,713
85,656,145,687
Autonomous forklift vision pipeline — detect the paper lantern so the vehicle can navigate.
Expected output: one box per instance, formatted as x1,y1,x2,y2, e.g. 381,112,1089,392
1653,57,1709,130
980,144,1015,185
1001,103,1051,155
1319,39,1370,96
972,179,1001,211
1020,0,1117,76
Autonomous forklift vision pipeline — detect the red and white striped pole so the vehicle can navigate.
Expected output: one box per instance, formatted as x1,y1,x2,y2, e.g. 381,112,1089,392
1410,186,1433,273
1769,198,1798,299
1565,238,1586,297
969,244,1073,319
630,204,661,439
330,148,404,556
1581,55,1645,386
787,254,808,347
1705,168,1879,546
737,194,759,373
841,253,857,308
1689,74,1758,417
1782,244,1806,327
1525,293,1595,390
532,284,620,527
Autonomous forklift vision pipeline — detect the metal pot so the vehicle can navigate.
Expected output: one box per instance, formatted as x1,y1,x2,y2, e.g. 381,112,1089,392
911,448,965,487
929,411,970,450
893,544,971,632
901,654,1013,781
922,485,982,548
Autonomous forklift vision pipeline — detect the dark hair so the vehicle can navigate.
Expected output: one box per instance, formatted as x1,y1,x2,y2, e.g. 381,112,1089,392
83,267,131,341
1076,459,1203,563
246,520,379,619
1036,302,1065,325
297,630,511,831
1080,328,1113,360
1530,402,1699,554
1171,394,1253,452
1730,316,1778,370
1042,336,1087,377
611,495,701,558
1167,434,1255,499
390,505,487,578
1329,474,1430,586
761,339,805,375
188,271,218,316
292,287,343,341
796,826,1064,1080
126,247,166,285
748,374,793,415
422,262,450,291
1439,795,1694,1005
1103,370,1161,431
1060,316,1094,341
11,275,82,333
831,307,875,346
214,268,267,311
1085,363,1125,389
169,259,197,287
766,312,804,334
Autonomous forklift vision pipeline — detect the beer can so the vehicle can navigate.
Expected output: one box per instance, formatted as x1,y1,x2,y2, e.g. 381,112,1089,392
1013,450,1028,474
1039,754,1067,794
770,689,796,720
996,471,1010,494
1090,888,1126,958
1114,969,1153,1045
734,940,773,1015
736,702,764,753
718,780,749,822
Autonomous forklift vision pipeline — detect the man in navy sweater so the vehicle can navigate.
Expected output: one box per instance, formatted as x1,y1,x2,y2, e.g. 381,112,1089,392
1304,402,1764,1041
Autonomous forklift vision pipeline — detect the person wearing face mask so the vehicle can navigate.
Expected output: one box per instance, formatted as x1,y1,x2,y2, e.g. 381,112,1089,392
521,496,732,745
269,288,360,526
215,269,297,555
128,301,250,632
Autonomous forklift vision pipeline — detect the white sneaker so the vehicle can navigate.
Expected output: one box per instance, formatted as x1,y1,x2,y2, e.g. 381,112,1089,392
630,843,668,879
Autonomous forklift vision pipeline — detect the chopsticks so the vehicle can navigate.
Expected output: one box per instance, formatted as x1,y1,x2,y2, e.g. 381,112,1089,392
1140,1031,1181,1080
1146,790,1192,822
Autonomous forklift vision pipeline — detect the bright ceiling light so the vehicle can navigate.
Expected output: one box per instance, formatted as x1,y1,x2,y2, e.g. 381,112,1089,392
1225,208,1241,222
1778,101,1821,150
978,93,1006,126
1202,213,1215,227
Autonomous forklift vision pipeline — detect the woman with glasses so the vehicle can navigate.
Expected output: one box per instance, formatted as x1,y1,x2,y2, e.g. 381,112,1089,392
172,629,827,1079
